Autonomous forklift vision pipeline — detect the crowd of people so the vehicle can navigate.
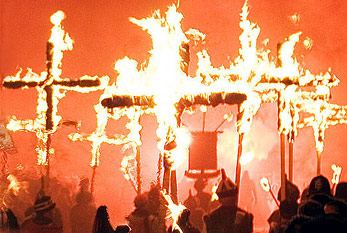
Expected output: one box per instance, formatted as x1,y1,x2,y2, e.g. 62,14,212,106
0,170,346,233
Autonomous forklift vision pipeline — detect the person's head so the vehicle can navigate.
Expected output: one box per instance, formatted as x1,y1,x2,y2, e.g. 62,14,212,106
79,177,90,192
324,200,347,222
134,193,148,210
184,190,198,210
194,178,207,193
335,182,347,202
147,184,160,215
277,180,300,203
92,206,114,233
297,200,324,220
76,190,93,205
115,225,130,233
308,175,331,197
33,194,56,217
285,216,311,233
216,169,237,206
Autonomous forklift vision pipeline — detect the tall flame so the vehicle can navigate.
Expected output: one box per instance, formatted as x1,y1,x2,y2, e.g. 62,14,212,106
331,164,342,185
4,11,108,165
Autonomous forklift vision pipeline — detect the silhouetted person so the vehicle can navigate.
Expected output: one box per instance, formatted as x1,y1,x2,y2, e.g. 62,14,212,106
126,193,149,233
335,182,347,202
92,206,114,233
193,178,211,213
297,200,324,220
21,193,63,233
183,190,204,231
0,207,19,233
146,184,161,233
324,200,347,223
204,169,253,233
115,225,130,233
268,180,300,233
70,184,96,233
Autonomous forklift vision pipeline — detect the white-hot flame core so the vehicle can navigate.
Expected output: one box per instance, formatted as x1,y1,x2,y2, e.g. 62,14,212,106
104,0,342,180
260,177,270,192
162,191,186,233
6,174,27,196
240,151,254,165
331,164,342,185
211,183,219,201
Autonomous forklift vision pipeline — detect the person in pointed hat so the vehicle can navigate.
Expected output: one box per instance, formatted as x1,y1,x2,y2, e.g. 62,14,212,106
203,169,253,233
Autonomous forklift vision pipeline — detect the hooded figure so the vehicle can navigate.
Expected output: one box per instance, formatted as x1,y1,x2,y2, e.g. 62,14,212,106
203,169,253,233
21,193,63,233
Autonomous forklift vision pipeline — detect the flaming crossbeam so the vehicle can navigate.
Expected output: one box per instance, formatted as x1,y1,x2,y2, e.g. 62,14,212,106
69,92,143,193
2,11,108,165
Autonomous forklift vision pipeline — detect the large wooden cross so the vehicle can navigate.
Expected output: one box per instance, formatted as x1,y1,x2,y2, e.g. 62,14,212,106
100,2,340,207
2,11,108,190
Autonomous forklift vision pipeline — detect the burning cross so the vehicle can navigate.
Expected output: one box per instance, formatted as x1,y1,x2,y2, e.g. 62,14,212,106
100,4,247,197
2,11,108,166
100,2,341,201
68,88,144,193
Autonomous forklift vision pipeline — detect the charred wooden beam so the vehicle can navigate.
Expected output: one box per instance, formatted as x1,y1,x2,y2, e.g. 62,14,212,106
176,92,247,112
101,95,156,108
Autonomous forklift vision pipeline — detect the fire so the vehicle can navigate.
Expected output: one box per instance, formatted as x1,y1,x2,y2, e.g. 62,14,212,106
260,177,279,207
211,183,219,201
161,191,186,232
100,0,343,185
6,174,25,196
239,151,254,166
260,177,270,192
3,11,108,165
303,37,313,50
331,164,342,185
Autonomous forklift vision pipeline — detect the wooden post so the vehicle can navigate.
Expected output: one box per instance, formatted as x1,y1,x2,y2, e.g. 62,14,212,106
163,166,171,193
280,133,286,201
170,170,178,204
90,165,97,194
235,132,244,204
317,151,322,175
202,111,206,132
44,133,52,193
289,141,294,182
136,145,141,195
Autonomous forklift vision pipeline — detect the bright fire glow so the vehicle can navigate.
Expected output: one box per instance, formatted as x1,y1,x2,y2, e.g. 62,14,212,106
4,11,108,165
211,183,219,201
7,174,27,196
162,191,186,233
240,151,254,165
260,177,270,192
331,164,342,185
99,0,342,180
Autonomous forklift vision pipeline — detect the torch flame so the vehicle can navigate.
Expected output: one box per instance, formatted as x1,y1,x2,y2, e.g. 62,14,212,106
331,164,342,185
260,177,270,192
211,183,219,201
161,191,186,233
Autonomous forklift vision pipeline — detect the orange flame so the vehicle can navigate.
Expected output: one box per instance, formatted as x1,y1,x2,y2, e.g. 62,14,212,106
260,177,270,192
331,164,342,185
161,191,186,233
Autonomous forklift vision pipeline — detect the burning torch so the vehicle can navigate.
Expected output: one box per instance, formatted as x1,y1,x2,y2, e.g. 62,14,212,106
331,164,342,193
260,177,279,207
